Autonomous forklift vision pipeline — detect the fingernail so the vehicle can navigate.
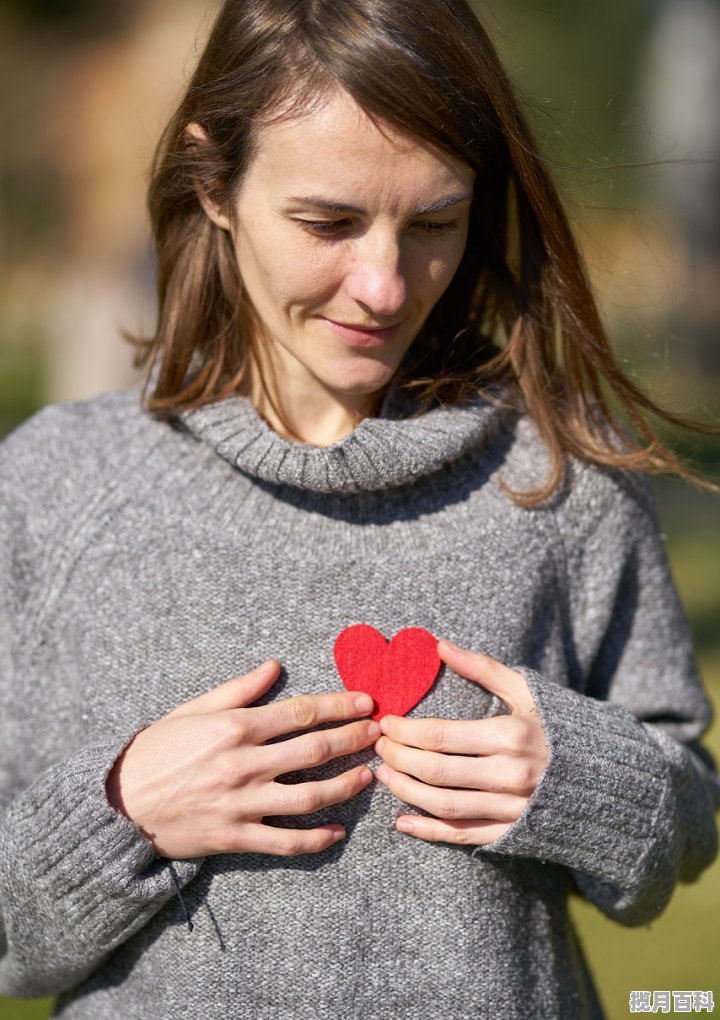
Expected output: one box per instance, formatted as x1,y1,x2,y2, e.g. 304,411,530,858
354,693,374,713
440,639,461,652
329,826,345,841
376,765,389,783
359,767,373,784
396,818,415,834
367,722,381,740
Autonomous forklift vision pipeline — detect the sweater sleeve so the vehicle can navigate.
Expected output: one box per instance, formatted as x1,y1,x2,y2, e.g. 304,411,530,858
0,402,204,997
479,468,720,926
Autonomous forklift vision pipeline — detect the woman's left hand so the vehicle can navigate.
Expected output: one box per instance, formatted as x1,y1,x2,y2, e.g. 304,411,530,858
374,639,549,845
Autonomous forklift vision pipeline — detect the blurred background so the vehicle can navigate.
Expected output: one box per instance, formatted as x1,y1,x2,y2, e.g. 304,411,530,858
0,0,718,1017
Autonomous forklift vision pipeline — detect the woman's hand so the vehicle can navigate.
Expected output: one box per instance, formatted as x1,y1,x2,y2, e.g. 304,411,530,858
374,640,548,845
106,660,378,859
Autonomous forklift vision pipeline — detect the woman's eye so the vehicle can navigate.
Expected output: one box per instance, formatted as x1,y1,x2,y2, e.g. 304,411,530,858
297,218,459,238
414,220,459,234
298,219,352,237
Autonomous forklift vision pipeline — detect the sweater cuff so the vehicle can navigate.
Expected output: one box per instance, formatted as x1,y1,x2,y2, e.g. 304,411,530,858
480,669,671,887
3,733,204,952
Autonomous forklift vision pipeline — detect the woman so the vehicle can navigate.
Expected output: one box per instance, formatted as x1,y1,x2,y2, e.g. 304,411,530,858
0,0,717,1017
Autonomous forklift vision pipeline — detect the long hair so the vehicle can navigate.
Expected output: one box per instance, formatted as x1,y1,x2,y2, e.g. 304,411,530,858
134,0,715,502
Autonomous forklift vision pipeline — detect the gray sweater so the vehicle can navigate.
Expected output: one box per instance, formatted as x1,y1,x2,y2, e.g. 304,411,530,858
0,388,717,1019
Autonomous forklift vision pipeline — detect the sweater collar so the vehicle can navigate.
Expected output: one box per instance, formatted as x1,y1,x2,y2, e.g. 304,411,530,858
178,390,512,494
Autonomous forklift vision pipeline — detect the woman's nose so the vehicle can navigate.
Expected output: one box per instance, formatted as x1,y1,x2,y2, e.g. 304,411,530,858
343,233,409,316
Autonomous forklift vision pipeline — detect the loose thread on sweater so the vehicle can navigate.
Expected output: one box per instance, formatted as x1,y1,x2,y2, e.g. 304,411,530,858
167,862,194,933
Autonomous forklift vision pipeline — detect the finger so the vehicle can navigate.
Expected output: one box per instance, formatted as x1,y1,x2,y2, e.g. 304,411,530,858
438,640,537,715
377,735,542,795
376,735,488,790
379,736,541,796
394,815,512,846
250,690,374,742
261,720,380,778
223,821,348,856
170,660,281,718
375,763,526,821
267,765,374,816
379,713,531,756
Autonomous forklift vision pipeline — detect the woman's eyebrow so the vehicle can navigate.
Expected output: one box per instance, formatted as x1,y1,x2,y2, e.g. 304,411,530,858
286,192,474,215
415,192,473,215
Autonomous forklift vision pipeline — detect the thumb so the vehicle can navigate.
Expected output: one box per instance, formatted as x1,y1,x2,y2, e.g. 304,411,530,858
169,659,281,718
437,640,536,716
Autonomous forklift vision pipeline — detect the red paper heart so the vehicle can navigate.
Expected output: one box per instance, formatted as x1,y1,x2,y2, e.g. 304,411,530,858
334,624,441,721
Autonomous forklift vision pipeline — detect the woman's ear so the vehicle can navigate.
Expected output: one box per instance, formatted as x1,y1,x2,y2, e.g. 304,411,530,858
186,122,232,231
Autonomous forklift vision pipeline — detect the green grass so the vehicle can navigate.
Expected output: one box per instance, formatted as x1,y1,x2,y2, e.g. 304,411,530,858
0,335,45,440
0,999,53,1019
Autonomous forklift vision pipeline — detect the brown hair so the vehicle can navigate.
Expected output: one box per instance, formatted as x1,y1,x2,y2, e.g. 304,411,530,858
134,0,716,502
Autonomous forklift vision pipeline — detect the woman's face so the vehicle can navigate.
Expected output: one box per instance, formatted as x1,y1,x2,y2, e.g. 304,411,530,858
208,88,474,417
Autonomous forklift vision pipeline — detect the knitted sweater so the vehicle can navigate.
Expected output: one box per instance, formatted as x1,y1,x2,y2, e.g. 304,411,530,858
0,388,717,1020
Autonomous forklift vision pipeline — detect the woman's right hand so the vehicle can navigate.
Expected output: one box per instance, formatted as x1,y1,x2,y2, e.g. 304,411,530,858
105,659,378,859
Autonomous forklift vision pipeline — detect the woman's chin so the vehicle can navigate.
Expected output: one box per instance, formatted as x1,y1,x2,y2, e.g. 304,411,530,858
321,362,401,402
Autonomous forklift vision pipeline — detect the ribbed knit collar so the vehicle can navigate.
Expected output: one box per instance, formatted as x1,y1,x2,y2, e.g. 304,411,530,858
178,390,513,494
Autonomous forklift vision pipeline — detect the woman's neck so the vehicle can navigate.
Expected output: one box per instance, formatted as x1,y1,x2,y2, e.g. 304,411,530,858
247,343,381,446
249,373,379,447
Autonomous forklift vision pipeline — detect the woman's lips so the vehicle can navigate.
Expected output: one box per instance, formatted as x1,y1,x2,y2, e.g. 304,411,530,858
322,318,404,347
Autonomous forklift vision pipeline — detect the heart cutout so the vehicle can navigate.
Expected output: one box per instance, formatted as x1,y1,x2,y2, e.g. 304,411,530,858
334,624,441,721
